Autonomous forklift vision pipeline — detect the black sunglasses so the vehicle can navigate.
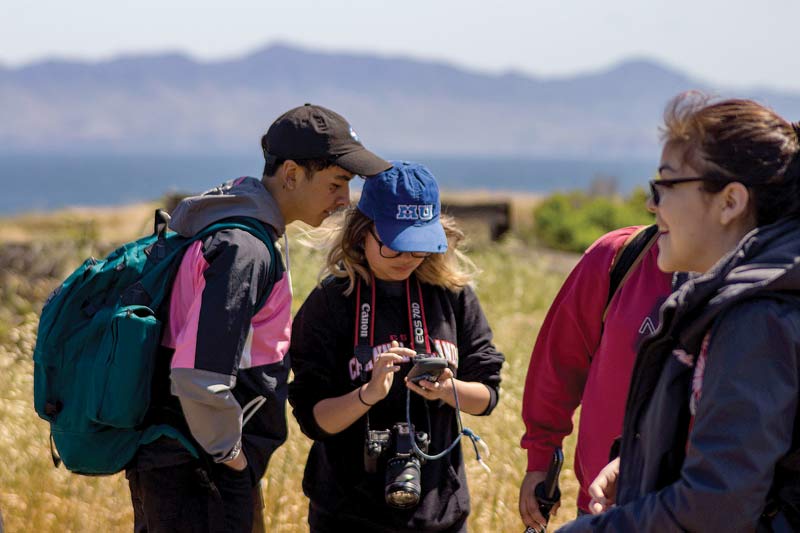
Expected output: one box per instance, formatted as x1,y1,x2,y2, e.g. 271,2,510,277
369,228,432,259
648,176,729,206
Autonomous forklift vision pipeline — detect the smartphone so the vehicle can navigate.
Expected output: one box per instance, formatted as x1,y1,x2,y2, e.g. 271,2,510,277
406,356,448,384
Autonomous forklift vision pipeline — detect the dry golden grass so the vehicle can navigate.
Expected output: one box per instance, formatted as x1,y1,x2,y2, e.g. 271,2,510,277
0,202,158,244
0,201,583,532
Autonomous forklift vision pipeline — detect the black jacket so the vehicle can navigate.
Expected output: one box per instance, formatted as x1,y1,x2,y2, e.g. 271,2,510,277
559,217,800,533
289,276,504,532
129,177,291,487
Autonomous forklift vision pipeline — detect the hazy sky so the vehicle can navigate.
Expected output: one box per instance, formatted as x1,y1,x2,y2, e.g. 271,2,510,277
3,0,798,92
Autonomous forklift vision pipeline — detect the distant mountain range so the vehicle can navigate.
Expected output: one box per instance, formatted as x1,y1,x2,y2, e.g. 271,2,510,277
2,43,799,158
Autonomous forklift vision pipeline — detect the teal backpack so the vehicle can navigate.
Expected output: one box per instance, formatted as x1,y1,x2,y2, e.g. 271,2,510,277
33,210,277,475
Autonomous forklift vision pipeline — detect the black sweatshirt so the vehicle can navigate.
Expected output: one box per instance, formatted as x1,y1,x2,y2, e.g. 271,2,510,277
289,276,504,532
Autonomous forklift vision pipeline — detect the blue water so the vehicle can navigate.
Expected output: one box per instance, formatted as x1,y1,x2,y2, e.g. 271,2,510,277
0,154,656,215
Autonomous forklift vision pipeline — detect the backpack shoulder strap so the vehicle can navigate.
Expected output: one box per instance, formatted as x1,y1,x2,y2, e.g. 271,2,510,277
603,224,659,322
196,217,279,312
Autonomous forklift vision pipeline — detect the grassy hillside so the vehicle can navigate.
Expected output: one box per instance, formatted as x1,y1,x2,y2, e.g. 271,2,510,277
0,203,582,532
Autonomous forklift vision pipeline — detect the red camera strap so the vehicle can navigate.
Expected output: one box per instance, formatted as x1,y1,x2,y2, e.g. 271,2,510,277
353,274,431,379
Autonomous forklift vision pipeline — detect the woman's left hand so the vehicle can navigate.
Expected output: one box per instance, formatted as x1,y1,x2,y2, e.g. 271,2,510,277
406,367,455,401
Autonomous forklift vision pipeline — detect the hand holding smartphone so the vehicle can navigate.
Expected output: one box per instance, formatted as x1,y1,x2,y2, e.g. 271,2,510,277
406,355,448,384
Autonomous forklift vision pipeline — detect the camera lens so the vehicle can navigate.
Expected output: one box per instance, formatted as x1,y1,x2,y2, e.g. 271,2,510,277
385,456,421,508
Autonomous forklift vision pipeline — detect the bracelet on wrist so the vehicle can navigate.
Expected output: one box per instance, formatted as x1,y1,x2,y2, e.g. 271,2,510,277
221,441,242,463
358,385,376,407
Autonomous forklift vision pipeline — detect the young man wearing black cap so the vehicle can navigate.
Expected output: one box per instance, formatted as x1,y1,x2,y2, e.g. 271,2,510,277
127,104,390,533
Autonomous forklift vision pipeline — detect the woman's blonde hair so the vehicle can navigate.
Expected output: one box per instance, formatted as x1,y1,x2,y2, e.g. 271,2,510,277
319,207,476,295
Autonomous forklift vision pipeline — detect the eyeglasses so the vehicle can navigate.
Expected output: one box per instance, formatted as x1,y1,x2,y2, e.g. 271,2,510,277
648,175,729,206
369,229,432,259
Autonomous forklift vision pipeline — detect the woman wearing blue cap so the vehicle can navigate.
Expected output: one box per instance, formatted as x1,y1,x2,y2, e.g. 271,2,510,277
288,161,505,532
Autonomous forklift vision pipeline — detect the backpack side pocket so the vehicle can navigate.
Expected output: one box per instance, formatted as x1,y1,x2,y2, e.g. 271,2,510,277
88,305,162,428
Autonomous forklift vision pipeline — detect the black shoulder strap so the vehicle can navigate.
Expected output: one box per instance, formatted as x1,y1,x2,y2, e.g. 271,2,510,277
603,224,659,321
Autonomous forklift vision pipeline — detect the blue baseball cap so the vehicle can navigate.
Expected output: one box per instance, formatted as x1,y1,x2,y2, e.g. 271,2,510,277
357,161,448,254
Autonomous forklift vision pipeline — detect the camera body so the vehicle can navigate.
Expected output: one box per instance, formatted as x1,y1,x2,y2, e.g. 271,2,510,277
364,422,430,508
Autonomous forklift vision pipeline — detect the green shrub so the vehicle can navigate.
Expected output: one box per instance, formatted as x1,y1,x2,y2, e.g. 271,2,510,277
532,187,654,252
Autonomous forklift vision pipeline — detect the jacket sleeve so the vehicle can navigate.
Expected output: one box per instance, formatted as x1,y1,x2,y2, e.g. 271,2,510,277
170,228,271,462
288,283,344,441
556,299,800,533
520,229,628,472
453,285,505,415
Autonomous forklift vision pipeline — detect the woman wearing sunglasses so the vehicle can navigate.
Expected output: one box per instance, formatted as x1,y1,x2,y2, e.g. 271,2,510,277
288,161,504,532
558,93,800,532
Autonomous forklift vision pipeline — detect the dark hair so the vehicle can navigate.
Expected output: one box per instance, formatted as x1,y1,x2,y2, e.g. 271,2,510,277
262,156,333,179
661,92,800,225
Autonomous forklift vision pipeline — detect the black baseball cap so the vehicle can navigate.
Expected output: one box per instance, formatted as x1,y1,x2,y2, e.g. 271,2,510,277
261,103,391,177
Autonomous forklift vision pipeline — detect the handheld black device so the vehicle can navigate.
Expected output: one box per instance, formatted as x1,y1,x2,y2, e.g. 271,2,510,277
406,356,448,384
523,447,564,533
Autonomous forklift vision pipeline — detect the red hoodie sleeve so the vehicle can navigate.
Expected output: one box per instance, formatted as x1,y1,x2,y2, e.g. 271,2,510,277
520,228,636,472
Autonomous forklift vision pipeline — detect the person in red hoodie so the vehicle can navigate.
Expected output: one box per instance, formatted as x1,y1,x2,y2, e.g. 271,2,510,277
518,226,673,531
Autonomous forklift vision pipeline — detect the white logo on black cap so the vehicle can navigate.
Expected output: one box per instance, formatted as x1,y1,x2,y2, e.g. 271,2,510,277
349,126,360,142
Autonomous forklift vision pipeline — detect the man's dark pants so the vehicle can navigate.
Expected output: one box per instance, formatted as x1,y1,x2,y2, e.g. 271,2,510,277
128,456,253,532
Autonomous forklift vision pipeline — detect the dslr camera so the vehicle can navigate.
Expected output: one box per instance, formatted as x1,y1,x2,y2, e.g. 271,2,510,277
364,422,430,508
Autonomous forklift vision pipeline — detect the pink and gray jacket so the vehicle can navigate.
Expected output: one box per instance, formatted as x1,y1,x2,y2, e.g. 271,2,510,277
163,176,292,481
